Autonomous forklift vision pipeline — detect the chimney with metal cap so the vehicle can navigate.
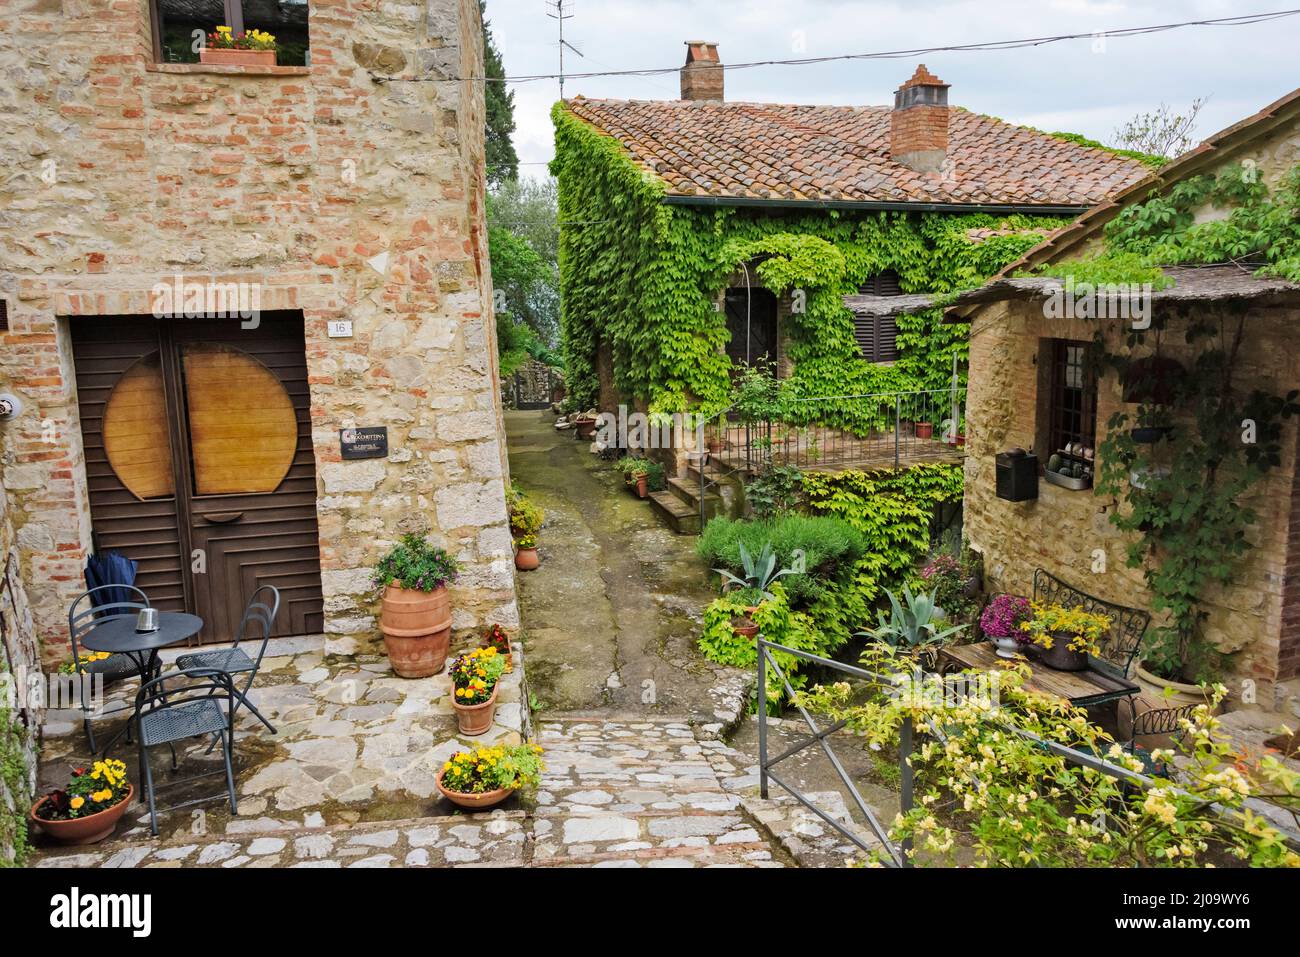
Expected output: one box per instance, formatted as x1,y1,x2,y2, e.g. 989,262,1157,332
890,64,950,173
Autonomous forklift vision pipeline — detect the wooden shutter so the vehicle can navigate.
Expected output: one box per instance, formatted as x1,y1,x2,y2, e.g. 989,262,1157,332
854,315,900,362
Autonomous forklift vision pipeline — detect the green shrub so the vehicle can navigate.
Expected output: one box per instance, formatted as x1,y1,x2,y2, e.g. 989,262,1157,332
744,463,803,520
698,583,819,710
697,514,865,602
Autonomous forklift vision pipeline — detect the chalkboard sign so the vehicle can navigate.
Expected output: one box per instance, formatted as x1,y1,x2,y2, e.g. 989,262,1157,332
340,427,388,460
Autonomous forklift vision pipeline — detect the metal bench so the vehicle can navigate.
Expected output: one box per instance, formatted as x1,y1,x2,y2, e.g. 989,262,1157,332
1032,568,1150,682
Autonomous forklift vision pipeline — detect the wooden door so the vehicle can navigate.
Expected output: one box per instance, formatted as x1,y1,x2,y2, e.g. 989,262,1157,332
72,313,324,644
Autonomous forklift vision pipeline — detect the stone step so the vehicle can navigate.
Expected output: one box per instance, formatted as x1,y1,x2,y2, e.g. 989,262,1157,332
35,810,531,869
529,807,785,866
666,476,725,520
647,490,701,534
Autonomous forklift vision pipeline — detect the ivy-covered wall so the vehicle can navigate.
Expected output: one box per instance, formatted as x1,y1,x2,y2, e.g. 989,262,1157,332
552,103,1068,418
1,472,39,867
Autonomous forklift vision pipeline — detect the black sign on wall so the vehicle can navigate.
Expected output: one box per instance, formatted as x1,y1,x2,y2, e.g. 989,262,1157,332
340,427,389,460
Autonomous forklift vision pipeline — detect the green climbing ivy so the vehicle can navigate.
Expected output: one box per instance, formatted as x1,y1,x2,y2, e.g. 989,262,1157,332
552,104,1067,419
1,701,31,867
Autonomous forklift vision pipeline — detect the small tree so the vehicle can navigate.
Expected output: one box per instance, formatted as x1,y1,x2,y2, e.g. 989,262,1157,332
1111,97,1209,159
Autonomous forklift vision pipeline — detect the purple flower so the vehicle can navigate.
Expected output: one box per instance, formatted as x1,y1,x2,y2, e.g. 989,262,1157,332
979,594,1031,639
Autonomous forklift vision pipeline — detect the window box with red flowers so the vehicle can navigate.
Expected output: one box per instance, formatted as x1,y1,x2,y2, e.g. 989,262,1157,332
199,25,278,67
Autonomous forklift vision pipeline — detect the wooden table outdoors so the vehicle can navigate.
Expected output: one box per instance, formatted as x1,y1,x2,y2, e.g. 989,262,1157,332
938,641,1140,708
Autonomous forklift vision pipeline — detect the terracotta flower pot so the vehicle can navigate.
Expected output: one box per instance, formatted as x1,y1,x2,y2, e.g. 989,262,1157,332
199,47,277,67
915,423,934,439
1135,664,1213,709
453,686,498,736
635,472,648,498
1039,632,1088,671
574,416,597,439
380,583,452,678
515,547,540,571
435,768,514,810
31,786,134,845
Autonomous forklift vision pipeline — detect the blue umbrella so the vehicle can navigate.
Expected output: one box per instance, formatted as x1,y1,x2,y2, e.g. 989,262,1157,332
84,551,139,608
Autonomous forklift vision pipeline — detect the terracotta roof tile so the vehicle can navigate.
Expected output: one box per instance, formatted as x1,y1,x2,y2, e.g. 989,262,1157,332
564,97,1150,207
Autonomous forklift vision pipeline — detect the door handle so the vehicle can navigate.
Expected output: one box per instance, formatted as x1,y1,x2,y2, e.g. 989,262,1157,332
200,511,244,524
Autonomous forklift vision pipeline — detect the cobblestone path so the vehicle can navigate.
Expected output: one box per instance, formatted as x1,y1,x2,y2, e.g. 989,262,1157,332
36,719,814,868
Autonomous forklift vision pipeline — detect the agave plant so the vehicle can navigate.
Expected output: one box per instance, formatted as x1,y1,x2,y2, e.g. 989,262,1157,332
713,541,793,605
861,585,967,649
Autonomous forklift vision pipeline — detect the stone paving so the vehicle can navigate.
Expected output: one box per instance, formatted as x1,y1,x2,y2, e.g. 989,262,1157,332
34,633,529,846
504,410,754,730
35,718,820,868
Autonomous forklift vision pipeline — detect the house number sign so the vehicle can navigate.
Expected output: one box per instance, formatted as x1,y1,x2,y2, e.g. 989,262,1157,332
340,427,388,460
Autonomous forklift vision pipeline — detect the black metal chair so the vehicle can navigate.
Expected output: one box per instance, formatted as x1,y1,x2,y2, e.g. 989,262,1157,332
133,668,239,836
1122,697,1201,778
67,584,153,753
175,584,279,737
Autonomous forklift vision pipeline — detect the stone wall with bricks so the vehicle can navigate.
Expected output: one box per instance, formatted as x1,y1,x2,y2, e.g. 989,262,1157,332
0,0,517,659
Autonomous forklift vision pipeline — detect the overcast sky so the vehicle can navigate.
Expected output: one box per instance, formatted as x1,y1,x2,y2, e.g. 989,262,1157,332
484,0,1299,178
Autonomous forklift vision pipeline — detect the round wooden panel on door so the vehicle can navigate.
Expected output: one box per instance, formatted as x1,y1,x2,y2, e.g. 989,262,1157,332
180,343,298,495
101,353,175,501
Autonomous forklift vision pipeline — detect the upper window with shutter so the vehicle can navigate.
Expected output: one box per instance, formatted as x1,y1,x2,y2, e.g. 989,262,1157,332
854,314,900,363
858,269,904,297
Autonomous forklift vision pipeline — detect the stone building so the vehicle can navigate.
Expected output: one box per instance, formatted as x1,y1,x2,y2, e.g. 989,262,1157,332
954,87,1300,705
0,0,517,663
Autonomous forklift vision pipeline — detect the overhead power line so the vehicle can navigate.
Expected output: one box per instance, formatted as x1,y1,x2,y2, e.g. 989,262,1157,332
439,8,1300,84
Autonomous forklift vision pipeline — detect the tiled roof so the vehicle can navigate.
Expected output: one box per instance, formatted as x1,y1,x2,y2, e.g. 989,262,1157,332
850,265,1300,320
986,86,1300,278
562,97,1150,208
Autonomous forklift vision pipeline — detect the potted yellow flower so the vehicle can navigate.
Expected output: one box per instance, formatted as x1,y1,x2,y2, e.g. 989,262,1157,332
449,646,507,735
435,743,544,810
1020,601,1111,671
200,25,278,67
30,760,133,845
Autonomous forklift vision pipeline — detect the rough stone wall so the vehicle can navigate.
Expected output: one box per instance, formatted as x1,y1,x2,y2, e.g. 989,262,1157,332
963,297,1300,703
0,0,517,656
0,470,39,865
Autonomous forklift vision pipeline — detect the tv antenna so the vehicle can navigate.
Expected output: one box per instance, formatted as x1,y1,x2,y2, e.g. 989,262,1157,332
545,0,583,98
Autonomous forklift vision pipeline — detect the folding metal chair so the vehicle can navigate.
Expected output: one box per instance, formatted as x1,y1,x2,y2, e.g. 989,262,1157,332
175,584,280,737
133,668,239,836
67,584,152,753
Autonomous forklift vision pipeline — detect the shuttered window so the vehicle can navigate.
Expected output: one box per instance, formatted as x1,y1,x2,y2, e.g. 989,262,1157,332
858,269,904,297
854,315,900,363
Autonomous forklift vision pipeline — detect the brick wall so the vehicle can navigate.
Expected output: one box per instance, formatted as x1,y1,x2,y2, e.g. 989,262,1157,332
0,0,517,658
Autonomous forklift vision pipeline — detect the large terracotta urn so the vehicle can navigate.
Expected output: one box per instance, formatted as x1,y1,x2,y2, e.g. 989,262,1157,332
380,583,452,678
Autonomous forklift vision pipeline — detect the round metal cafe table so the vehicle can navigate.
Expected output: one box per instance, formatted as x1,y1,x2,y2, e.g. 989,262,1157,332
80,612,205,684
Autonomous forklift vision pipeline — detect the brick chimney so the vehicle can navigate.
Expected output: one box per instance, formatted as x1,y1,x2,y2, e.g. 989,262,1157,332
890,64,950,173
681,41,723,101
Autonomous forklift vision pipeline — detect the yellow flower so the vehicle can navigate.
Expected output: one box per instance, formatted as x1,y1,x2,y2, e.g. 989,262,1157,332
70,796,85,810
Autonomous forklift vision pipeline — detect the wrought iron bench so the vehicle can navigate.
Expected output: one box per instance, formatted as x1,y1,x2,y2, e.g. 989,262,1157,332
1032,568,1150,682
1033,568,1190,776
